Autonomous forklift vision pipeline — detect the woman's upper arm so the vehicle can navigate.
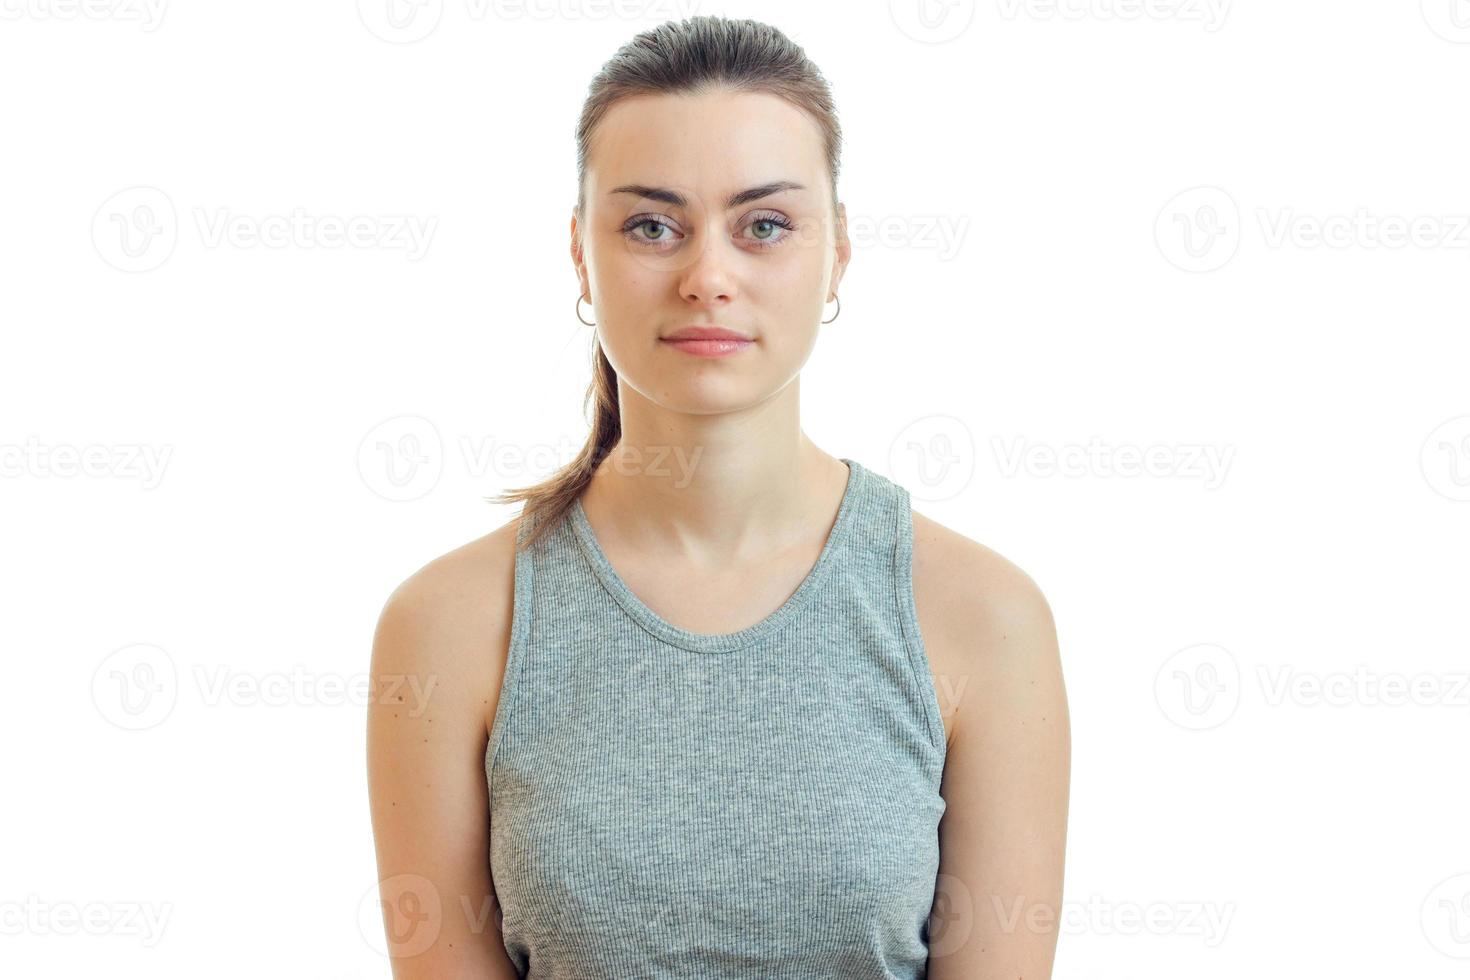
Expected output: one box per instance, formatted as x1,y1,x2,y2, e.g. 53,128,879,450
365,525,521,980
914,522,1072,980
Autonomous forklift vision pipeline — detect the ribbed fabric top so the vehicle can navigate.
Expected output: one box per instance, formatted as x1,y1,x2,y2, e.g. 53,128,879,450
485,458,948,979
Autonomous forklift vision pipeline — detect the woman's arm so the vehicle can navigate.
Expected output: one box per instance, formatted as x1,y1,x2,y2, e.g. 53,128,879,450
915,523,1072,979
366,526,522,979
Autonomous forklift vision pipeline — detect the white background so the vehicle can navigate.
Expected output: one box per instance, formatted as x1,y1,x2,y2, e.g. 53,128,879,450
2,0,1468,977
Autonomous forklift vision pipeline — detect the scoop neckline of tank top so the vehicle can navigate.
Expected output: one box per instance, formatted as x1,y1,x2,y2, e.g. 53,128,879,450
567,457,866,654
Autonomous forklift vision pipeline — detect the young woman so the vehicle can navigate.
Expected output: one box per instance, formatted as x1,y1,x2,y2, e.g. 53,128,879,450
367,15,1070,979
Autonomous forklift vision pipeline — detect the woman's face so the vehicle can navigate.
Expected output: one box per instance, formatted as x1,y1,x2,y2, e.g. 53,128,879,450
573,89,850,417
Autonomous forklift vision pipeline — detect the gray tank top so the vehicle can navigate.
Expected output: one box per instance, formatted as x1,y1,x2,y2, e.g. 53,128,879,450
486,457,948,978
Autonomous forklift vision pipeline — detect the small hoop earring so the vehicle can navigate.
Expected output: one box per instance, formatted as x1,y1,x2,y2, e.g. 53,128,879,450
822,294,841,324
576,294,596,327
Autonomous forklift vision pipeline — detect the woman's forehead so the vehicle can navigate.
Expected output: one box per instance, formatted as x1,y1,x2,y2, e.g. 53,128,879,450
588,92,827,199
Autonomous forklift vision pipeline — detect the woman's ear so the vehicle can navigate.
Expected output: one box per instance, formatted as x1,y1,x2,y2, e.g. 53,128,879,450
569,209,590,299
830,201,851,298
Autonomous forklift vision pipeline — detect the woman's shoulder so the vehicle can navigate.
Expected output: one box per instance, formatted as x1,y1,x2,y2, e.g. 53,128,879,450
908,509,1060,742
371,513,525,737
909,509,1051,618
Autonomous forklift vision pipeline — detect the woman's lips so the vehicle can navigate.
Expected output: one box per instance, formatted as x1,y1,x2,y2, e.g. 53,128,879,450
660,337,754,357
659,326,755,358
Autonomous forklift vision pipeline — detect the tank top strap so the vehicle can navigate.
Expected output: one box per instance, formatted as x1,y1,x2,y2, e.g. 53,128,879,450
835,458,943,752
833,455,912,565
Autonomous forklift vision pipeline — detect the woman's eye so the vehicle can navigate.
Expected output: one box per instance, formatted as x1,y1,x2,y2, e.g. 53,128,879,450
743,213,794,248
624,218,676,246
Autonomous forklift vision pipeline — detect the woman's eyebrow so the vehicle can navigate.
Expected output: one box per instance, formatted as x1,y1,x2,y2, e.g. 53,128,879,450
608,180,806,210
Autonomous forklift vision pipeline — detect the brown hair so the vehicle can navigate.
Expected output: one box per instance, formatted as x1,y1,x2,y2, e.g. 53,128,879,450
490,14,844,551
